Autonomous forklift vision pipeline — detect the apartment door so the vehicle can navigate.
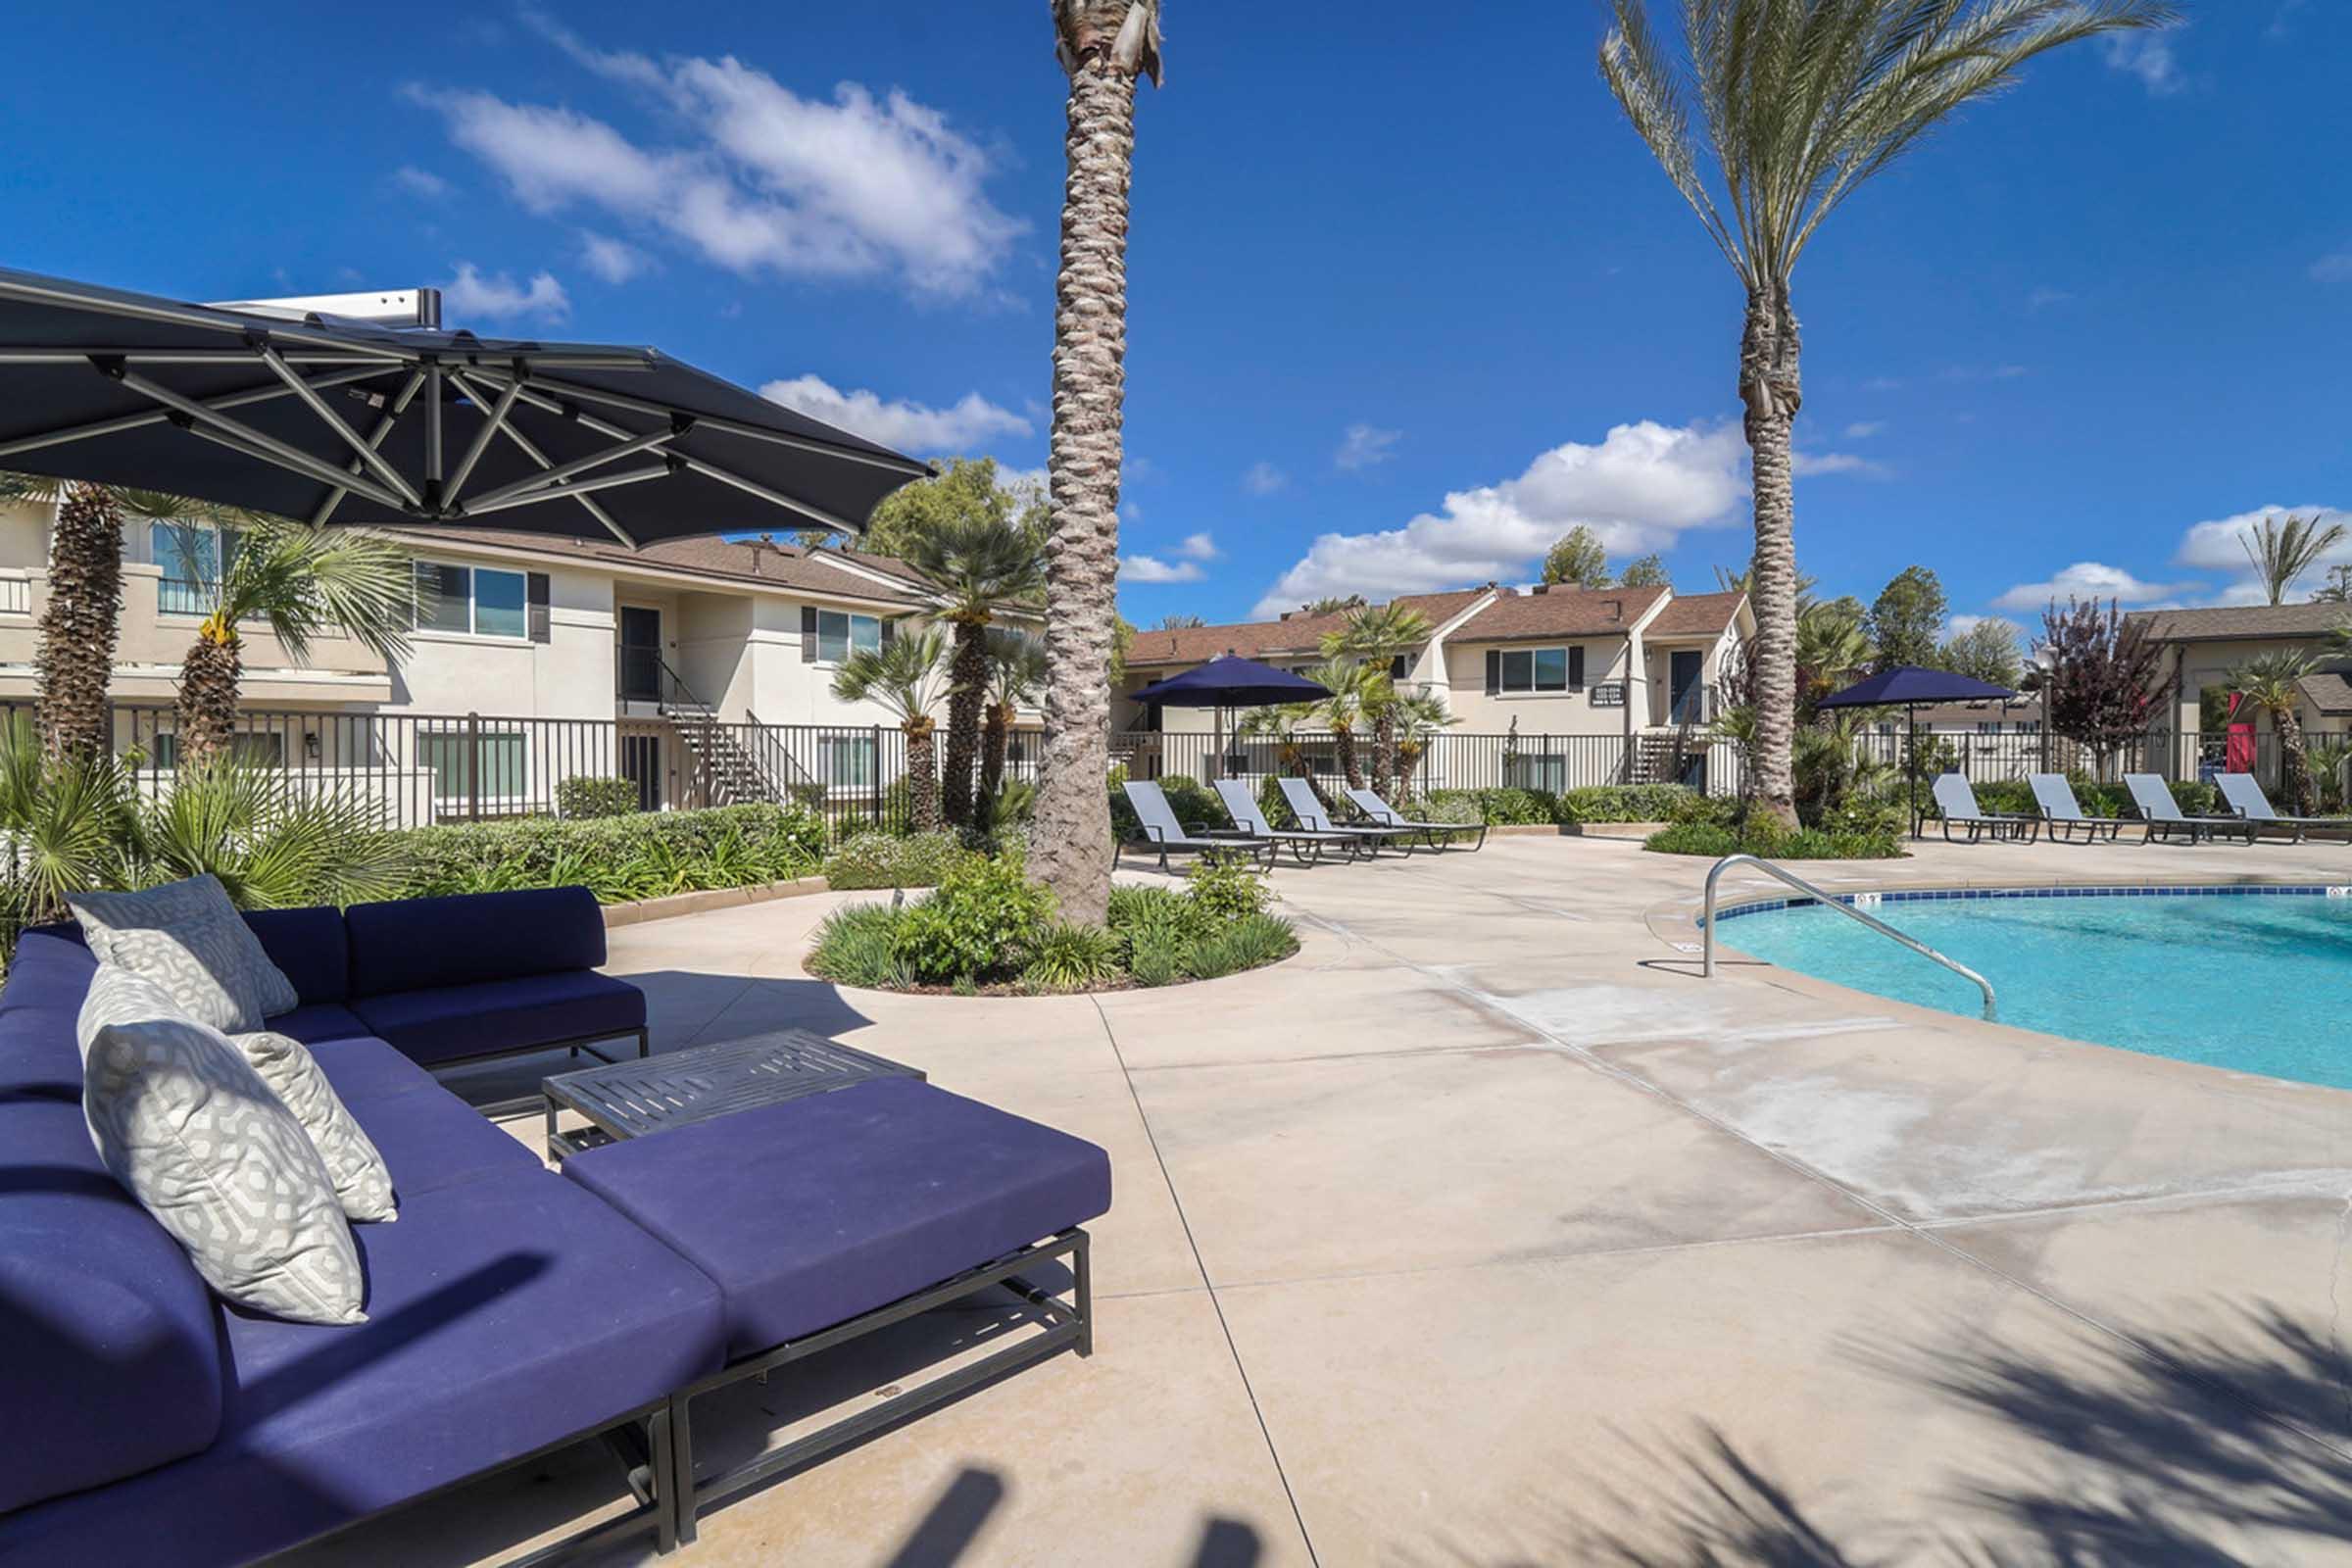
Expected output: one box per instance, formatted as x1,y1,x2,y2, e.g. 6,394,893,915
618,606,662,705
1669,650,1704,723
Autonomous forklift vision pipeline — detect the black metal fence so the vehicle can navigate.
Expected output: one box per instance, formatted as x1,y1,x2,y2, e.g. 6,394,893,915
1110,729,1667,796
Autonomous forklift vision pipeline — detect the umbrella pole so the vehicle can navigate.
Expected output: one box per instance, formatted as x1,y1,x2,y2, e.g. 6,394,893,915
1212,708,1224,782
1907,704,1920,841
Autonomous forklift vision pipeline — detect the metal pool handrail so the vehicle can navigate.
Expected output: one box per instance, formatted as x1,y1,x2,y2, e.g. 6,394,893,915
1701,855,1998,1021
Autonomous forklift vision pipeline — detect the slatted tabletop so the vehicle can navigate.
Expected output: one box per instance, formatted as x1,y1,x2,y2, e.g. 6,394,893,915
542,1029,924,1157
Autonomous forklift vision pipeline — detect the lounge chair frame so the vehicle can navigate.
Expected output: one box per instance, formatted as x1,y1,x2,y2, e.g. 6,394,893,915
1277,777,1418,857
2122,774,2255,847
1930,775,2039,845
1214,780,1368,865
1344,787,1490,852
2029,774,2125,845
1113,781,1277,873
662,1227,1092,1547
2215,773,2352,845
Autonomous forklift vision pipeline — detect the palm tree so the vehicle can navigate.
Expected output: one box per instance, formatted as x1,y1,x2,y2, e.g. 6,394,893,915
164,520,415,768
1032,0,1162,928
1794,601,1874,717
832,629,949,834
2230,649,2321,815
1600,0,2174,827
1388,689,1458,800
1324,602,1433,791
899,514,1045,829
1236,700,1315,781
0,473,236,761
981,627,1048,797
2238,513,2348,606
1303,657,1390,791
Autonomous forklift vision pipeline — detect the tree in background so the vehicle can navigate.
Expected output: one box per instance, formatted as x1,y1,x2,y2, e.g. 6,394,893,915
1599,0,2173,828
854,457,1048,562
1032,0,1162,927
1935,618,2024,689
981,628,1047,797
2238,512,2347,606
1302,595,1367,616
2311,564,2352,605
831,630,950,835
1542,526,1612,588
2036,598,2164,778
2229,650,2321,813
1619,554,1671,589
1867,566,1947,670
1301,657,1390,791
1156,612,1204,629
1794,601,1874,716
898,514,1045,830
1388,689,1457,800
168,521,416,768
1324,602,1432,791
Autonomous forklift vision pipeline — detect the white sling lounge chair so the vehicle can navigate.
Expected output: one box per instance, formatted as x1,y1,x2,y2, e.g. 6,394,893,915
2215,772,2352,844
1213,779,1366,865
2028,773,2125,845
2123,774,2253,846
1930,773,2038,845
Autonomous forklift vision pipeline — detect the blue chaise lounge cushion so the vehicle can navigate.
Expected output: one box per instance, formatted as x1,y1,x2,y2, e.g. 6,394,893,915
0,1172,725,1568
564,1076,1113,1358
349,970,646,1066
0,1102,223,1516
344,887,607,999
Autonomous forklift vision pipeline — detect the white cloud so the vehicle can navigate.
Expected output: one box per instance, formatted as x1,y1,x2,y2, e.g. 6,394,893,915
2027,286,2074,311
1177,531,1219,562
393,166,449,199
1945,614,2025,639
1989,563,2199,612
442,263,570,322
2310,249,2352,284
2101,30,2185,96
1121,555,1204,585
1250,418,1866,618
1842,421,1885,439
759,373,1030,454
1862,376,1904,392
579,230,649,283
2268,0,2310,41
2174,503,2352,571
406,29,1022,299
997,466,1047,502
1242,462,1288,496
1119,502,1143,524
1335,423,1401,470
1792,451,1882,477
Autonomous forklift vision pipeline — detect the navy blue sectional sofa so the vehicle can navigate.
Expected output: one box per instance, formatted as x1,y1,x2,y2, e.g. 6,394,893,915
0,886,1109,1565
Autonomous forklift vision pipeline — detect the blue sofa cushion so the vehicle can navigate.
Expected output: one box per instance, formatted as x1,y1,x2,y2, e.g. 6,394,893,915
348,1086,544,1198
0,930,95,1102
0,1102,223,1516
564,1077,1112,1358
307,1036,440,1105
350,971,645,1066
345,887,607,999
264,1002,373,1049
0,924,94,1017
242,906,350,1006
0,1172,725,1568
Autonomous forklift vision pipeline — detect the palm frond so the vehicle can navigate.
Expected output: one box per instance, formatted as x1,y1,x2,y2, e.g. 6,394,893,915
830,629,948,723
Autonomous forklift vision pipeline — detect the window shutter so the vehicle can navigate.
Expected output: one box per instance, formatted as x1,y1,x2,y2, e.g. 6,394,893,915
1569,646,1586,689
526,572,551,643
880,618,896,648
800,605,819,662
1484,650,1500,696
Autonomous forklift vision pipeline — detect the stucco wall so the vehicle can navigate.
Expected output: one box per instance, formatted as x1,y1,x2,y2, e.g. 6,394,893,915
1440,638,1635,736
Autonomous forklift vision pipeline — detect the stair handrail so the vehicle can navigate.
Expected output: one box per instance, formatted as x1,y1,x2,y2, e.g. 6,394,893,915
741,710,828,797
654,660,787,807
1701,854,1996,1021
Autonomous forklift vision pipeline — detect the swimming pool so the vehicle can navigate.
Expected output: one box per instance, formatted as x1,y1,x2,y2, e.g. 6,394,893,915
1712,885,2352,1089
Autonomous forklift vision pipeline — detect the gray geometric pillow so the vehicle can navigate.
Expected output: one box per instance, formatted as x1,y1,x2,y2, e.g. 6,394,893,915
77,965,366,1326
228,1030,397,1224
70,873,298,1034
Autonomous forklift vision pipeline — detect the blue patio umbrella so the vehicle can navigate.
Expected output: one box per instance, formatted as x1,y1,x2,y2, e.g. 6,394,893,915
1129,656,1330,780
1816,665,2019,838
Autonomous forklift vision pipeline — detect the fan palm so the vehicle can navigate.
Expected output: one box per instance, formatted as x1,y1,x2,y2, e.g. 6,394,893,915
163,520,415,768
1388,689,1458,800
2238,513,2348,607
981,627,1048,796
1302,658,1391,791
1794,601,1874,715
900,514,1045,829
1599,0,2175,826
1236,700,1315,781
831,629,950,834
2229,649,2321,815
1324,603,1433,792
1033,0,1163,927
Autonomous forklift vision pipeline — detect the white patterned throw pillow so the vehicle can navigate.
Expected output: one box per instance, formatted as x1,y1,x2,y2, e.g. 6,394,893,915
70,873,299,1033
228,1030,398,1224
78,965,367,1325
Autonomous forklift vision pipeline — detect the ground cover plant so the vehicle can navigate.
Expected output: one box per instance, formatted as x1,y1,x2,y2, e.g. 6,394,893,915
398,802,825,903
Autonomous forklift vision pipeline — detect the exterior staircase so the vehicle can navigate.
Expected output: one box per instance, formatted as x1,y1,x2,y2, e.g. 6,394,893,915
651,661,790,807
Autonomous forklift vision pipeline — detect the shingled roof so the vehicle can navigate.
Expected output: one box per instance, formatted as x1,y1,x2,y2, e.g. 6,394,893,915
1123,588,1496,669
2126,603,2352,643
1642,589,1747,638
387,526,929,608
1454,585,1668,643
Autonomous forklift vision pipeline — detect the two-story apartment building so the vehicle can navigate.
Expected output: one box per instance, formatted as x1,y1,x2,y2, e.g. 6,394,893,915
0,500,1038,823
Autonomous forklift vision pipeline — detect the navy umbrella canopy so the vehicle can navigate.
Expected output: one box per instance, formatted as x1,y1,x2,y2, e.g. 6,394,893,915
1129,656,1331,710
1816,665,2020,837
0,266,931,547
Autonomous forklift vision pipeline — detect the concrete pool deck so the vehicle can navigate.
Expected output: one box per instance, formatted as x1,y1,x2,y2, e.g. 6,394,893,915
291,833,2352,1565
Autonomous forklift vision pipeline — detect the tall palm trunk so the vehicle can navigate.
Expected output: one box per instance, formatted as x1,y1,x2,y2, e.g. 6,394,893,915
904,719,941,835
982,701,1013,797
1369,708,1396,798
941,619,989,829
1740,284,1803,831
1334,726,1363,791
174,622,242,768
36,483,124,762
1033,22,1148,928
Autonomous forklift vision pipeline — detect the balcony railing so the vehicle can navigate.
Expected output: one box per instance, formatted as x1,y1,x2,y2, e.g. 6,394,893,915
158,577,215,617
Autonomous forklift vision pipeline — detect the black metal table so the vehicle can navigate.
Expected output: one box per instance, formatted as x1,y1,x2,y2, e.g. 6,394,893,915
541,1028,924,1159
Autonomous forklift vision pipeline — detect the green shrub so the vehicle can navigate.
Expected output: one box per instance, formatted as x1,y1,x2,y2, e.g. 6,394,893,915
1187,912,1299,979
1125,935,1187,988
889,853,1054,985
822,830,965,890
1107,883,1203,956
1020,921,1125,993
1640,821,1743,858
1425,787,1557,826
806,903,913,989
1642,819,1903,860
1668,790,1740,826
1256,775,1298,830
1555,784,1698,824
554,775,640,819
397,803,825,903
1185,850,1270,923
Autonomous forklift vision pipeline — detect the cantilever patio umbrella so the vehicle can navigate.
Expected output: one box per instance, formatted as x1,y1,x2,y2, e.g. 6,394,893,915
0,266,932,546
1816,665,2019,839
1128,656,1330,780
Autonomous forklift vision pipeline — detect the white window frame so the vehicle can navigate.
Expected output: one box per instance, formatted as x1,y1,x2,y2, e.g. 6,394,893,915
414,559,530,642
1497,646,1577,695
819,733,877,790
814,609,883,664
151,519,236,618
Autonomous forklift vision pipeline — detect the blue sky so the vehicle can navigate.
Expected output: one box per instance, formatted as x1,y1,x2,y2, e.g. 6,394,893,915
3,1,2347,637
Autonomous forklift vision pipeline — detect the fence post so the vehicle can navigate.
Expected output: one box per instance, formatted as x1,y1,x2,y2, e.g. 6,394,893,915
466,711,481,823
872,724,886,832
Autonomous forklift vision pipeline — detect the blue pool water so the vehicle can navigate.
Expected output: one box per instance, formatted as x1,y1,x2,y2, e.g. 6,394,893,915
1714,888,2352,1089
